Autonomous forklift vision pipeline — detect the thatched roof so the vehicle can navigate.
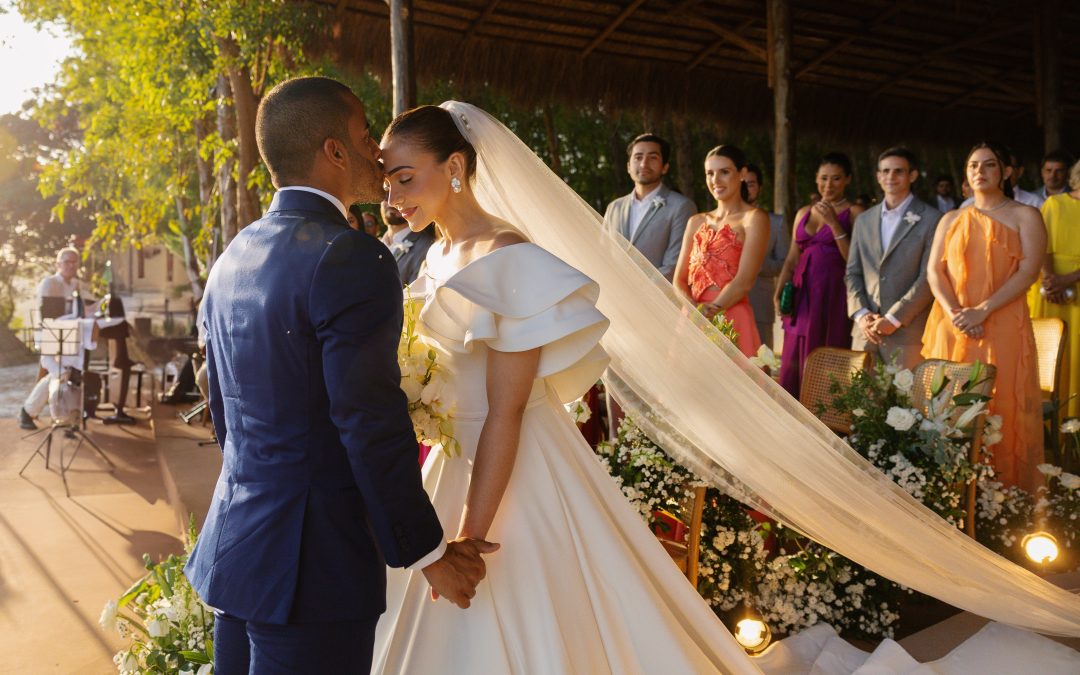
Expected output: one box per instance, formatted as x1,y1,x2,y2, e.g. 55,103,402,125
319,0,1080,153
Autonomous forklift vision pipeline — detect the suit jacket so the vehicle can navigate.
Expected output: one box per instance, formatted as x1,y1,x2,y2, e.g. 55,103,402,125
395,226,436,285
602,184,696,281
845,196,943,345
748,211,789,326
185,190,443,624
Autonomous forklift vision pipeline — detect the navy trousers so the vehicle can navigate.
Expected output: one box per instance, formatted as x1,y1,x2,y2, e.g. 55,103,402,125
214,612,379,674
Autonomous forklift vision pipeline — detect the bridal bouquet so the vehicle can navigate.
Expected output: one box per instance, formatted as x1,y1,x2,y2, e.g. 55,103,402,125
399,293,459,457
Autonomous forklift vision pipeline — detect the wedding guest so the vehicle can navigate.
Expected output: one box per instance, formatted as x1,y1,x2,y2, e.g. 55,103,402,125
1028,158,1080,419
854,193,875,209
18,247,90,430
381,200,435,285
960,177,974,201
743,164,788,348
934,175,958,212
603,133,696,281
362,212,381,238
346,206,361,231
958,151,1041,209
1036,150,1073,204
922,142,1045,491
674,146,769,357
846,147,942,369
775,153,865,396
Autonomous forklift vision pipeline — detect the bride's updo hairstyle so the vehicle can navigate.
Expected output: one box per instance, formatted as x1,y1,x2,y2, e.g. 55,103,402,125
383,105,478,182
705,144,751,202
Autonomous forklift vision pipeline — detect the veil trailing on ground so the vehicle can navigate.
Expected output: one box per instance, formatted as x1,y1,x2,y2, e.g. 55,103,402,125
441,101,1080,637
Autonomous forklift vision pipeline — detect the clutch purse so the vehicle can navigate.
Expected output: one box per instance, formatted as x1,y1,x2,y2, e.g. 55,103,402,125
778,282,795,316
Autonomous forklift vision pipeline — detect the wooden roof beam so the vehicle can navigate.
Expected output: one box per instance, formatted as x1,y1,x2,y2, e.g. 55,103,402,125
795,1,902,80
872,21,1027,96
686,18,756,71
583,0,647,57
466,0,503,40
943,65,1030,109
665,0,766,62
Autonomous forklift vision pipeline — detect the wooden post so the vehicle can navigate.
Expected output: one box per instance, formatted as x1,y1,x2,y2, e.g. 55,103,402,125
390,0,416,116
1038,0,1062,152
768,0,796,223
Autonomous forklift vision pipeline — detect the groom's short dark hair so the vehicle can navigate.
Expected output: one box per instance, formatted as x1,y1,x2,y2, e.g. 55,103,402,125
257,77,355,186
877,146,919,172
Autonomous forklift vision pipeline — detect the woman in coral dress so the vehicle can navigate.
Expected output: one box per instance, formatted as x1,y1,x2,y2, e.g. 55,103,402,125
674,145,769,358
923,142,1046,491
1028,166,1080,419
774,153,865,396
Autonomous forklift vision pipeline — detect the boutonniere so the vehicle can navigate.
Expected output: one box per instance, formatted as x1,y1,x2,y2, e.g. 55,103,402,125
902,211,921,225
391,238,414,259
651,196,665,210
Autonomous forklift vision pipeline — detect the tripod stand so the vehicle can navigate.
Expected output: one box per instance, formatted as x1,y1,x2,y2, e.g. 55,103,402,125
18,320,115,497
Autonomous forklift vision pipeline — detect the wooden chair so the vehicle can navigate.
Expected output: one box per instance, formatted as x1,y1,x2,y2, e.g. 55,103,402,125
910,359,997,538
1031,318,1067,460
658,485,707,587
799,347,875,434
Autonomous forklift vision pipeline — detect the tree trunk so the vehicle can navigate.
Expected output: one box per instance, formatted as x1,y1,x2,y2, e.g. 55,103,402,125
217,35,261,228
174,196,204,301
672,116,696,204
389,0,416,115
216,72,239,248
195,114,216,268
768,0,796,223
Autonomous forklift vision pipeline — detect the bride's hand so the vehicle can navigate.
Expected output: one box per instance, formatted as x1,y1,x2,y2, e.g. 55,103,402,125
423,537,500,608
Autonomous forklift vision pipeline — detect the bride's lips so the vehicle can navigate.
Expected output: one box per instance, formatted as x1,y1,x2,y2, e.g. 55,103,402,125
399,206,419,219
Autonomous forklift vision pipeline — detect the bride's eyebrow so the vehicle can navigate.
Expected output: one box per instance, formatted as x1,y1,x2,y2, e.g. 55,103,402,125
385,165,413,176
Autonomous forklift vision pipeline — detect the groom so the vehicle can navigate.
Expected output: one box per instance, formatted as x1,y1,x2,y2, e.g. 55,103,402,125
185,77,497,674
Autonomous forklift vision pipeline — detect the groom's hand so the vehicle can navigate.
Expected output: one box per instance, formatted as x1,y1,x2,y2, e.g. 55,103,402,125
422,537,500,609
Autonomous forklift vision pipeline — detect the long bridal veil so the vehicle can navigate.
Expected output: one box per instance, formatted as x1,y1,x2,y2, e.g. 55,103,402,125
440,101,1080,637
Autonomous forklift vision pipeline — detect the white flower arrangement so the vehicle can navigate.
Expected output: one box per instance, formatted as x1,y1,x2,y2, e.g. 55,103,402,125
651,196,666,209
749,344,782,373
565,397,592,424
400,291,459,456
102,520,214,675
902,211,921,226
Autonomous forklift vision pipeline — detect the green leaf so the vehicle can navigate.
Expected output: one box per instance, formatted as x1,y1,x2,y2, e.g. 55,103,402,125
930,366,947,396
952,393,990,406
178,651,211,664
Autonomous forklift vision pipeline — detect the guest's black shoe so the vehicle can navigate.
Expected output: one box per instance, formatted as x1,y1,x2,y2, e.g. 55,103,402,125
18,408,37,431
102,411,136,426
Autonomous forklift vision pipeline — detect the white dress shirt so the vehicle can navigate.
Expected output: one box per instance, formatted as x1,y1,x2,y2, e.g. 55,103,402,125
935,194,956,212
628,184,663,241
959,187,1042,210
278,186,349,220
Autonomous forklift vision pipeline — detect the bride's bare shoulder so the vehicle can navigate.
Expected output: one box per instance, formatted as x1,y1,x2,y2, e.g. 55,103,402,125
487,218,530,250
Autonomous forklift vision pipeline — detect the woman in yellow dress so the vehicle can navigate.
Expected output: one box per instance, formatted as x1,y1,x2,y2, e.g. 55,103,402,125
922,142,1046,492
1028,160,1080,419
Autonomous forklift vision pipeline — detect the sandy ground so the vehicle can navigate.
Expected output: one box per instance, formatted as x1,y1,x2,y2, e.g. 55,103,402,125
0,363,42,420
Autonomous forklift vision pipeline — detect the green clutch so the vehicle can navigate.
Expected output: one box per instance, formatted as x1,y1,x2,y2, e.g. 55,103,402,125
779,281,795,316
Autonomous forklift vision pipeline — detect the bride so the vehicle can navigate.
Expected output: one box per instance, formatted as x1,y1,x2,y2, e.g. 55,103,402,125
372,102,1080,674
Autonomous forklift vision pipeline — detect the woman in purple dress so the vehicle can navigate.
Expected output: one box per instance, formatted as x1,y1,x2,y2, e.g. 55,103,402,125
774,153,866,396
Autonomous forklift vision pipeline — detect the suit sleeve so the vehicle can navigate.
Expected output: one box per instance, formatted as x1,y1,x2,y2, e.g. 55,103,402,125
659,199,695,281
885,211,942,326
759,216,787,277
309,231,443,569
845,212,872,318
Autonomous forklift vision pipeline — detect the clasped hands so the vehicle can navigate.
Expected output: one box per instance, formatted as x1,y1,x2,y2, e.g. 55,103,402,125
857,312,898,345
949,305,988,339
1041,271,1077,304
422,536,500,609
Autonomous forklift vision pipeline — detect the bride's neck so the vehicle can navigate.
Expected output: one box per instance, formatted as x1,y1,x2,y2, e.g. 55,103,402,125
434,193,490,243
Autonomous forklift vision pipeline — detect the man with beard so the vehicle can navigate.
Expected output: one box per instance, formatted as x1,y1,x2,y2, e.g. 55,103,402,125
380,199,434,285
602,133,695,282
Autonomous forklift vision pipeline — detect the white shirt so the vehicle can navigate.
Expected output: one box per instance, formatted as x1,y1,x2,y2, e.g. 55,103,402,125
278,186,349,220
628,185,663,241
386,227,414,259
880,192,915,253
935,194,956,212
959,187,1042,210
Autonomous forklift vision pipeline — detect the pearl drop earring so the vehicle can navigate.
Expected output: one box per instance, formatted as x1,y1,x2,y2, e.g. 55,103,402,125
451,177,462,194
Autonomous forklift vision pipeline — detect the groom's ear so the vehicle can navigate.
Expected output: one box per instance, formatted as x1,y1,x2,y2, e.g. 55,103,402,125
324,137,347,169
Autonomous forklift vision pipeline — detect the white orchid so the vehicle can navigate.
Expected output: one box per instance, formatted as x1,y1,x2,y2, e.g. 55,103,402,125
1060,473,1080,490
954,400,987,429
146,616,169,637
1061,418,1080,434
749,344,782,371
99,599,118,632
1037,463,1063,477
852,408,866,418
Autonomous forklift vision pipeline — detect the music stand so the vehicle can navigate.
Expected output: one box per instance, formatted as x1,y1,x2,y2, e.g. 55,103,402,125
19,319,115,497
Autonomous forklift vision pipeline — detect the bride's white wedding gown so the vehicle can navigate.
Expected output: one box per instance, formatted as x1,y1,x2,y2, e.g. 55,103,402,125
372,242,760,674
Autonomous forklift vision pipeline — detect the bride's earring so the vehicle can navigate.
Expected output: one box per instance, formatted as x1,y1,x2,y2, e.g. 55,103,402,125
451,177,462,194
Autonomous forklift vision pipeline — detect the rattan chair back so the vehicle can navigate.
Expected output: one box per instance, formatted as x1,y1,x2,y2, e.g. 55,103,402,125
799,347,874,434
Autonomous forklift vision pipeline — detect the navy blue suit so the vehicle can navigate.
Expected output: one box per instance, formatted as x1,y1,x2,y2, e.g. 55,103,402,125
185,190,443,670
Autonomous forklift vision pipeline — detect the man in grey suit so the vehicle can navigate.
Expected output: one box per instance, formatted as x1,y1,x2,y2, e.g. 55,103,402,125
846,147,943,369
744,164,788,349
380,200,435,285
602,133,696,281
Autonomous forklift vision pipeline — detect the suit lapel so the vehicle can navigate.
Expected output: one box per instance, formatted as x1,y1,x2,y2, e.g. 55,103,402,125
866,204,885,262
631,185,667,245
881,198,924,263
616,195,633,240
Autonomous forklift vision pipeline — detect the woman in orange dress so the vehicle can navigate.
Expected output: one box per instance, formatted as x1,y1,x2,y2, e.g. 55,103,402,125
922,142,1046,491
674,145,769,358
